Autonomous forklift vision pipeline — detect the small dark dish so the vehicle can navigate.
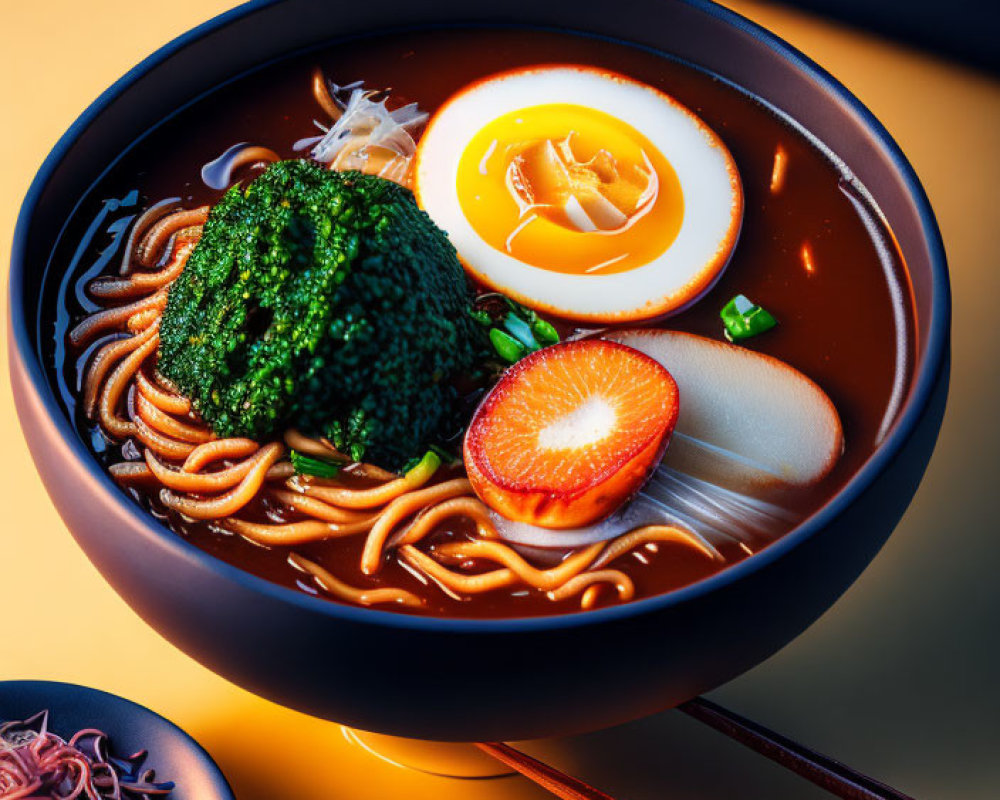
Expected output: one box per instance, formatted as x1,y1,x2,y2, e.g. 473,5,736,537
0,680,234,799
8,0,949,741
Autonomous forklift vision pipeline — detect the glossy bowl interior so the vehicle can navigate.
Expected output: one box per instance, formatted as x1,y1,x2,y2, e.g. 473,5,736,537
8,0,949,741
0,681,234,799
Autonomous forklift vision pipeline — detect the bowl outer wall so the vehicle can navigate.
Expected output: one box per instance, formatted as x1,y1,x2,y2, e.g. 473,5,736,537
7,0,950,741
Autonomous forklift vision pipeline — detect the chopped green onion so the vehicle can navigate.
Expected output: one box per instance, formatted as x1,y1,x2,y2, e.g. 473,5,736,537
490,328,527,363
503,296,536,323
400,455,421,474
469,292,559,364
429,444,461,466
468,308,492,327
531,317,560,345
720,294,777,341
290,450,343,479
503,313,541,352
473,292,560,362
404,449,442,481
503,297,559,344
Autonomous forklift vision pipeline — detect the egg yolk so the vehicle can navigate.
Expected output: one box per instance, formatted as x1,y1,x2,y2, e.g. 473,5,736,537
456,103,684,275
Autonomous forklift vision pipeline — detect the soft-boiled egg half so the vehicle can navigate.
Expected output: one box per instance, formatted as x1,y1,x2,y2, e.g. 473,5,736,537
414,65,743,322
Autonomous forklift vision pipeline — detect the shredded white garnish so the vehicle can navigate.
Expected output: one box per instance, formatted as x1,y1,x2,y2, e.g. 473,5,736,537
311,85,428,165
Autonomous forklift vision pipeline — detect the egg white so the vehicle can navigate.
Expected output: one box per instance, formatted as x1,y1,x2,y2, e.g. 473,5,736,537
414,65,743,322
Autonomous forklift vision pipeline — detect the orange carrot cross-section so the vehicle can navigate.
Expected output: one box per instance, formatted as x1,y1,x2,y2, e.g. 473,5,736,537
464,339,679,529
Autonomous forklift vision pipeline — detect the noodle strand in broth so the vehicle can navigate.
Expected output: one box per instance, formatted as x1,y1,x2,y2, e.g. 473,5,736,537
72,207,692,610
56,30,915,616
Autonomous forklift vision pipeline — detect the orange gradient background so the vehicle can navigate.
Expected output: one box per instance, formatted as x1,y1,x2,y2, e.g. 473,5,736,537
2,2,998,798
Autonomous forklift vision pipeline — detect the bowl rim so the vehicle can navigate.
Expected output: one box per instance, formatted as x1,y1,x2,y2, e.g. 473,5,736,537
8,0,950,634
0,679,235,799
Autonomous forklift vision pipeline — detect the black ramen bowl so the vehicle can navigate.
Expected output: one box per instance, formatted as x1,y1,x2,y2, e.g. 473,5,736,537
0,681,234,799
8,0,949,741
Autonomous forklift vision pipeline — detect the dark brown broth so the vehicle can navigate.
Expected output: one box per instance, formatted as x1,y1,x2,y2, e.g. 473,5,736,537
49,28,914,618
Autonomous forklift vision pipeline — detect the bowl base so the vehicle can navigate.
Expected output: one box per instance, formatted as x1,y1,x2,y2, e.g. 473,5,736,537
341,727,515,778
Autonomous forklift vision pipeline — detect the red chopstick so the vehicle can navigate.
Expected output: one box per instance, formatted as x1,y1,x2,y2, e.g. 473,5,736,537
475,741,615,800
476,697,916,800
677,697,916,800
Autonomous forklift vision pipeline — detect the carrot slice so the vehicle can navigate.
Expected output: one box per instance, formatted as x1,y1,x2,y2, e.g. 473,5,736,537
464,339,678,528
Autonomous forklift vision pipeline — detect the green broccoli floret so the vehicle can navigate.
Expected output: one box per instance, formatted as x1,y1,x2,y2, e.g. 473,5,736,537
157,160,486,470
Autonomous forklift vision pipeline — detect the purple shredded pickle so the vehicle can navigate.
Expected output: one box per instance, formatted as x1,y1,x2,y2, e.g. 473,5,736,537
0,711,174,799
